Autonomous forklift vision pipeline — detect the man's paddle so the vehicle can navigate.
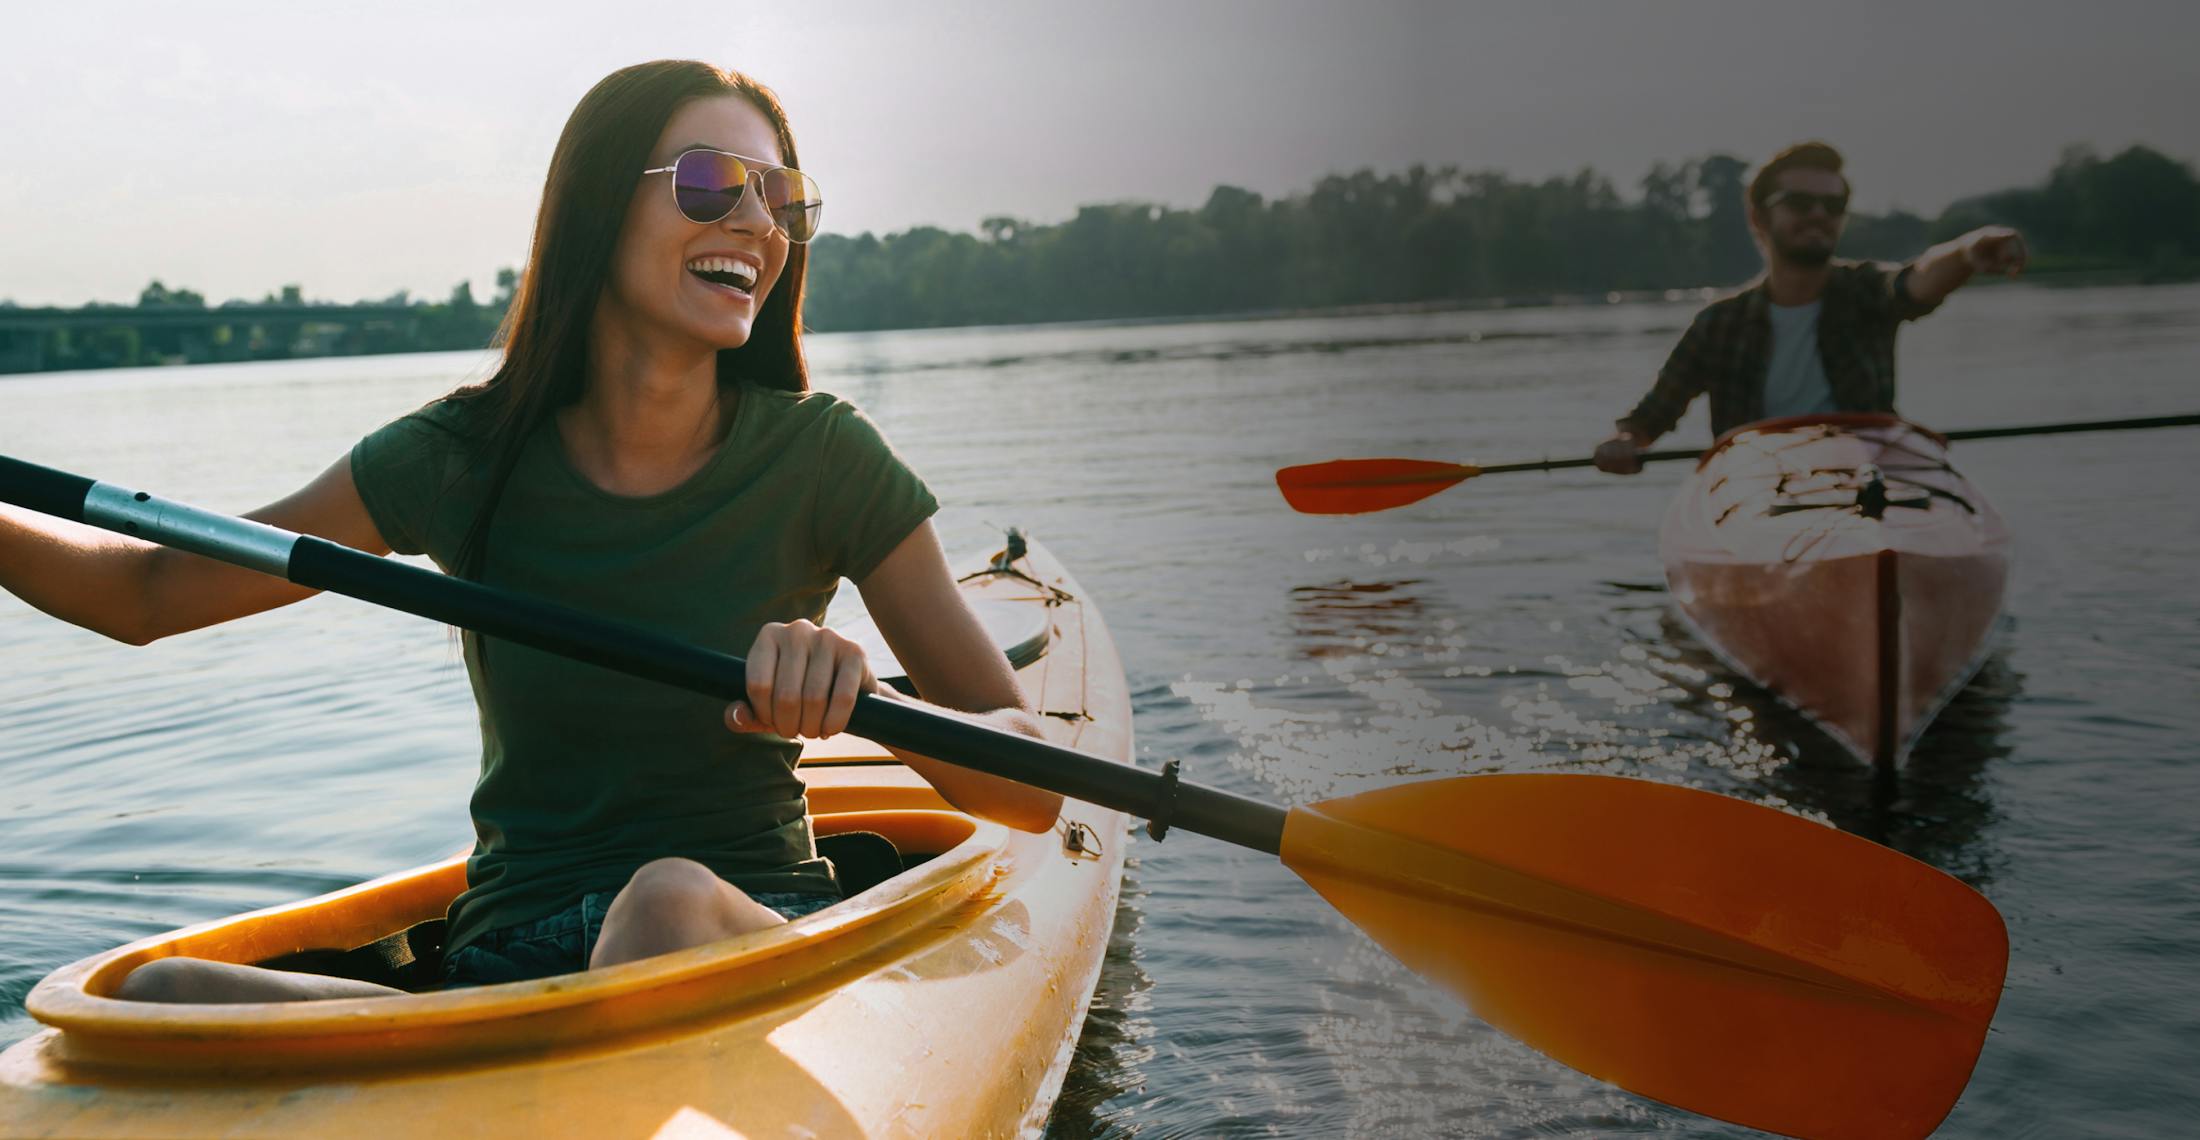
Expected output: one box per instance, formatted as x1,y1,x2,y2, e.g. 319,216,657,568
1278,411,2200,515
0,454,2006,1139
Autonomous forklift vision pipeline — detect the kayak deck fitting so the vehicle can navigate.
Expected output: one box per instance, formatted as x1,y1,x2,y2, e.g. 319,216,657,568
0,536,1130,1140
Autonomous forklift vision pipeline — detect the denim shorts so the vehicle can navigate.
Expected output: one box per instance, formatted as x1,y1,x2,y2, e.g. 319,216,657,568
440,888,841,989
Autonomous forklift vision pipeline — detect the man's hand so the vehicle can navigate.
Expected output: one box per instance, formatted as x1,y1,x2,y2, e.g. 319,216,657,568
1963,226,2028,277
1594,432,1645,475
1908,225,2027,307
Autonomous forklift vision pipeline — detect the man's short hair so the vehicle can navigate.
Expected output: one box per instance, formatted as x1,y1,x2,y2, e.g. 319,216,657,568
1748,142,1846,210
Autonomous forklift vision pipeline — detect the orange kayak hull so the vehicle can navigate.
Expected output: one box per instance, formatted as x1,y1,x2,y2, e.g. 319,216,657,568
0,536,1130,1139
1660,414,2010,767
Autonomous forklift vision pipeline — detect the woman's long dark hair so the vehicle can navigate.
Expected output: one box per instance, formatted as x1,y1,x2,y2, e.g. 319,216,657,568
448,60,811,582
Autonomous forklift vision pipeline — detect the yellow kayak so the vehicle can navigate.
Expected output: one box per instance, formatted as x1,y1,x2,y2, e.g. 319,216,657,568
0,534,1129,1139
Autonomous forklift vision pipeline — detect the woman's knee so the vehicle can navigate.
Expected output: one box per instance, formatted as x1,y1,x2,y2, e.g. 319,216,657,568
602,858,782,949
621,857,737,915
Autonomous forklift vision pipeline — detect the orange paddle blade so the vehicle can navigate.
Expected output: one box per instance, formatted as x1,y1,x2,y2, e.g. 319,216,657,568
1280,774,2006,1140
1274,458,1480,514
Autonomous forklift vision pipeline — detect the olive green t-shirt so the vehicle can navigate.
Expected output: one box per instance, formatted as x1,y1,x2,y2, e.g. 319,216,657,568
349,384,937,955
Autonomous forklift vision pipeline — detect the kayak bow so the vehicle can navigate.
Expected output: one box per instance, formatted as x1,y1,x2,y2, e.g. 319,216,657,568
1660,414,2011,768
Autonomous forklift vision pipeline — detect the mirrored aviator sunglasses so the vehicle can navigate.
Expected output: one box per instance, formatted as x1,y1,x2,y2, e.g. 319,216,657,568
643,149,823,243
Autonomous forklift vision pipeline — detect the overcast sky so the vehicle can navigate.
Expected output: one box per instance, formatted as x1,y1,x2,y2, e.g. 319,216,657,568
4,0,2196,306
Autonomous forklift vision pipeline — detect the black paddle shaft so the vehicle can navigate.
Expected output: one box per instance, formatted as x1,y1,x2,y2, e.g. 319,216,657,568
1942,412,2200,442
0,454,1289,855
1482,412,2200,475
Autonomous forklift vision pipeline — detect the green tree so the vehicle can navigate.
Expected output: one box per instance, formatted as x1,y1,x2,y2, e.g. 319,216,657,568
137,280,205,308
1695,154,1756,284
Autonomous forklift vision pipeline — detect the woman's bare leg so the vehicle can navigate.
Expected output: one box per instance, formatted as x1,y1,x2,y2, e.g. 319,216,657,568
589,857,785,969
114,958,407,1003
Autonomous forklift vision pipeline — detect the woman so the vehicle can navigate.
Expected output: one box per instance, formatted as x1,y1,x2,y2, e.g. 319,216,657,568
0,60,1061,1001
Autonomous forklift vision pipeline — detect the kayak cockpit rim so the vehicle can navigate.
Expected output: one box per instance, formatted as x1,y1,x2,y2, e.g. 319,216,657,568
24,810,1006,1070
1696,411,1948,470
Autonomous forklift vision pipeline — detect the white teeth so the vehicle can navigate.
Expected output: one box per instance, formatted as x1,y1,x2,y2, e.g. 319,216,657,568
685,256,758,288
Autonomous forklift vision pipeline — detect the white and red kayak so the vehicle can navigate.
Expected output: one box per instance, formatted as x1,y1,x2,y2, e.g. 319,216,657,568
1659,413,2011,768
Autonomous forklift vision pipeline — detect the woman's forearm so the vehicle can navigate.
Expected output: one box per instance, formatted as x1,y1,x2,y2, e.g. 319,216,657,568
0,503,162,644
885,701,1066,833
0,457,380,645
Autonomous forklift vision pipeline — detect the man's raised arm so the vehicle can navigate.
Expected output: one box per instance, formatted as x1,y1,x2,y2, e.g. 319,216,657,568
1904,225,2028,309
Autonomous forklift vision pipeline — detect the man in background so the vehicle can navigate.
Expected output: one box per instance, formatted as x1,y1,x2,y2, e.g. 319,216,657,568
1593,141,2028,473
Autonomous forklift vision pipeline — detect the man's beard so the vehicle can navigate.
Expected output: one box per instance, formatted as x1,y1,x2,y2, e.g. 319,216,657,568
1771,232,1835,268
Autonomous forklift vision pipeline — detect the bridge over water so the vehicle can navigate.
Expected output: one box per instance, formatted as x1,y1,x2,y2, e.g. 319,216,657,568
0,305,435,373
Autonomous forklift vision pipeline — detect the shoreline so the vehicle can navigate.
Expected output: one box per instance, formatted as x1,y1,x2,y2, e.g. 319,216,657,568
4,272,2190,378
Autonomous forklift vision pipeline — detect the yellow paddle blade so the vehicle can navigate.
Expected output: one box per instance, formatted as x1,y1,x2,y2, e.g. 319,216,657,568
1280,774,2006,1140
1274,458,1481,514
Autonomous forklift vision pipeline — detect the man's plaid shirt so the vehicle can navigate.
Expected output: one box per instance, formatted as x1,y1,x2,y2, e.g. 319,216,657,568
1618,259,1940,441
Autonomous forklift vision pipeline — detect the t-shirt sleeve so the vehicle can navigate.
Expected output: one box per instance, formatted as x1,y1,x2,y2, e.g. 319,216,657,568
811,399,939,581
349,413,461,558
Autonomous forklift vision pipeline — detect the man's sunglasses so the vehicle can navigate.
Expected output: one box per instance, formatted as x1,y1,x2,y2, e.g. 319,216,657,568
641,149,823,243
1764,190,1849,217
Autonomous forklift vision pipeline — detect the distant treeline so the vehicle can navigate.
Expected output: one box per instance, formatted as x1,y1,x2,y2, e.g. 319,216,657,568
801,143,2200,330
5,143,2195,373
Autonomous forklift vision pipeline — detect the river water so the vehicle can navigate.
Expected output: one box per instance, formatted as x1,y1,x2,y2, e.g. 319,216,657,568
2,283,2196,1136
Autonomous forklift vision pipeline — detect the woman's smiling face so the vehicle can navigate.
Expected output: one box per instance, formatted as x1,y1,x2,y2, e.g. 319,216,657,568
603,94,792,355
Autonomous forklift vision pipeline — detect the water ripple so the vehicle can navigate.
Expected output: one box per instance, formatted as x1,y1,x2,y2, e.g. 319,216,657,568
4,288,2197,1135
